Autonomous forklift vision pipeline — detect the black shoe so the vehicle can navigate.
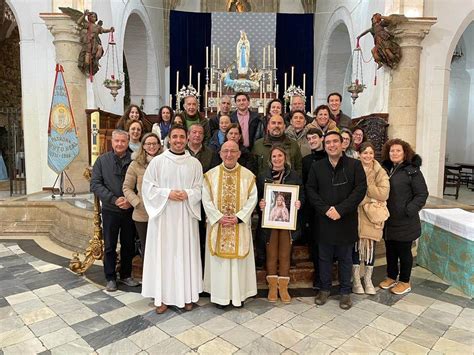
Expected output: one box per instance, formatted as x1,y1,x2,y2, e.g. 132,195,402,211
105,280,117,292
340,294,352,310
315,290,330,305
215,304,229,309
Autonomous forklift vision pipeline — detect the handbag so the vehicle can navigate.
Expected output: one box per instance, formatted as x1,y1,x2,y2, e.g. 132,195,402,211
363,199,390,225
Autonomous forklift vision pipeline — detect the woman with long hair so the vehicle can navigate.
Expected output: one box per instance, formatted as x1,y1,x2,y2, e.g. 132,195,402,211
123,132,162,261
152,106,174,145
307,105,337,134
117,104,145,130
126,120,144,153
352,127,366,151
341,128,359,159
257,146,303,304
379,138,428,295
352,142,390,295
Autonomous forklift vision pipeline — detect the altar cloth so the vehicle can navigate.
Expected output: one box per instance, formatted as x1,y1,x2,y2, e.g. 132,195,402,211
418,208,473,297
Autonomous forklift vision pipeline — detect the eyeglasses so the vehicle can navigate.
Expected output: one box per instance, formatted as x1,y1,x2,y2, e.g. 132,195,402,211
342,137,351,142
332,167,348,186
144,143,160,147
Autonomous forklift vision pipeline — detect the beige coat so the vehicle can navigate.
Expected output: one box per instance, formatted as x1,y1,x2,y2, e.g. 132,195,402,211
123,158,148,222
358,160,390,242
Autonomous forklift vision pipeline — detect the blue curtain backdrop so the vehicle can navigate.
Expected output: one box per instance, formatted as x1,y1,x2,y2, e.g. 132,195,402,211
170,11,211,109
276,13,314,113
170,11,313,111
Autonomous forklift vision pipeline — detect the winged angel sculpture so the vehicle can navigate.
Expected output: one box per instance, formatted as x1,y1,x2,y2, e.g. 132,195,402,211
59,7,115,77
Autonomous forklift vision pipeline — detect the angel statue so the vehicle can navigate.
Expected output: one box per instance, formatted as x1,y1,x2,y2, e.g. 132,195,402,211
59,7,115,77
236,30,250,78
357,13,403,69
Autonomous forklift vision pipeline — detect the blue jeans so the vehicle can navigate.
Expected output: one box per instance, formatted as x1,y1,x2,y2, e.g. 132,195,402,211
319,243,353,295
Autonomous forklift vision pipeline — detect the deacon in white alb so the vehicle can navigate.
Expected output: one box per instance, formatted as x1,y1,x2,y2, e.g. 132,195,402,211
141,125,203,314
202,140,258,308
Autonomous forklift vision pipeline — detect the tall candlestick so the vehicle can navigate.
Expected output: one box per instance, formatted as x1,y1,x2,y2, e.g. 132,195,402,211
189,66,192,86
273,47,276,69
310,95,314,113
260,82,263,100
284,73,287,92
291,66,294,86
197,72,200,95
303,73,306,93
276,84,279,98
267,45,270,67
217,47,220,68
205,46,209,68
210,68,213,88
169,94,172,107
213,45,216,66
263,47,266,68
205,84,208,108
176,71,179,95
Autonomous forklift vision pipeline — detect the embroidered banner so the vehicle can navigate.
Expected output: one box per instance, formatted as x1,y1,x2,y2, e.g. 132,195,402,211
47,64,79,174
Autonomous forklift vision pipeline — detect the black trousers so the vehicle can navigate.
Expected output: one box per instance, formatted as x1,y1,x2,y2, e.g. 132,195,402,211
385,240,413,283
135,221,148,261
102,209,135,281
319,242,352,295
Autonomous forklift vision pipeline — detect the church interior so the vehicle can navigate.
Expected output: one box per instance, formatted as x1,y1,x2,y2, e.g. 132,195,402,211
0,0,473,353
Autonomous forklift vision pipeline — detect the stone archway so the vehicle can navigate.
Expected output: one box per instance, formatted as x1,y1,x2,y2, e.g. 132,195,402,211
446,23,474,165
0,1,25,195
123,13,159,113
315,11,353,114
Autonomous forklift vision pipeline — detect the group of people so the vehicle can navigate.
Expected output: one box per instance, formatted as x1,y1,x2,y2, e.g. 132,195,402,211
90,90,429,313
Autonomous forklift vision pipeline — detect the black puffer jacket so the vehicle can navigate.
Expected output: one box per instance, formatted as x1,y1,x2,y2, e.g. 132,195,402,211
382,155,429,242
257,167,305,243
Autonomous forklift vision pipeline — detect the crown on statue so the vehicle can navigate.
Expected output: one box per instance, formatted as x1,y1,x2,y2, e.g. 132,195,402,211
283,85,306,102
177,85,200,101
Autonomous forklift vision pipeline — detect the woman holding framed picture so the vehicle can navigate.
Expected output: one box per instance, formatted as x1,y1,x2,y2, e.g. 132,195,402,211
257,146,304,304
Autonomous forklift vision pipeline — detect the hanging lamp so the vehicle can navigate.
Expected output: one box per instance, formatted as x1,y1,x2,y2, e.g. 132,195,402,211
103,32,123,101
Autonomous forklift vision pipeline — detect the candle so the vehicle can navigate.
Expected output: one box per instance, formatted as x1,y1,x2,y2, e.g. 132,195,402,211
263,47,266,68
291,66,294,86
284,73,287,92
205,84,208,108
189,65,192,86
206,46,209,68
303,73,306,93
169,94,172,107
260,82,263,100
90,111,100,166
310,95,314,113
273,47,276,68
210,68,213,88
197,72,200,95
212,45,215,66
276,84,279,97
217,47,220,68
176,71,179,95
267,45,270,67
219,79,222,97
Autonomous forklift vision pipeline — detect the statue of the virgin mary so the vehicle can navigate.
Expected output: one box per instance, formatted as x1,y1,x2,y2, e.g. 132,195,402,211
236,31,250,78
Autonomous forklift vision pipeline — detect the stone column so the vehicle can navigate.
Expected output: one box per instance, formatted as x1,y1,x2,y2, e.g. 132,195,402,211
388,17,436,148
40,13,89,193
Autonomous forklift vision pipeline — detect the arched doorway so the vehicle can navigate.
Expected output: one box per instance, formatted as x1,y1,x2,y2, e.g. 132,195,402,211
445,22,474,201
315,21,352,115
123,13,159,114
0,2,24,196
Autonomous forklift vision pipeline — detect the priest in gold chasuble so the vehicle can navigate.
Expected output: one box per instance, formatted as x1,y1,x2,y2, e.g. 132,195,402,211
203,141,258,307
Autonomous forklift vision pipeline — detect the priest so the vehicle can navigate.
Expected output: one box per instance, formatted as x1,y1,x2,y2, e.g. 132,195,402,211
141,125,203,314
202,140,258,308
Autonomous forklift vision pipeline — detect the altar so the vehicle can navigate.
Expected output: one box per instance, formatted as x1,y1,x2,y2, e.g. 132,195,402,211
418,208,474,297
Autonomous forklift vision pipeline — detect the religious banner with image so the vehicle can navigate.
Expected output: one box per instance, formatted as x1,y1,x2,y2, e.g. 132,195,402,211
47,64,79,174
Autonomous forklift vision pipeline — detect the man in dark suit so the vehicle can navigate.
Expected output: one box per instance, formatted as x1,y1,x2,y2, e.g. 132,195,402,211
230,92,260,150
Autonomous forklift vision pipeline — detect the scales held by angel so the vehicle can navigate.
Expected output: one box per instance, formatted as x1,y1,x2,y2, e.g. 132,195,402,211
59,7,115,77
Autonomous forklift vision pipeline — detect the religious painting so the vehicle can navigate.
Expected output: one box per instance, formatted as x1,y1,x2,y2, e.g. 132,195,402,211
262,183,299,231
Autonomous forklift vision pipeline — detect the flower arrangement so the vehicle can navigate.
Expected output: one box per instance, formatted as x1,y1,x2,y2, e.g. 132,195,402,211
177,85,200,101
283,85,306,102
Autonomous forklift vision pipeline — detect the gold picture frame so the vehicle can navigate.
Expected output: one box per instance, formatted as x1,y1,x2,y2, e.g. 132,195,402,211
262,183,299,230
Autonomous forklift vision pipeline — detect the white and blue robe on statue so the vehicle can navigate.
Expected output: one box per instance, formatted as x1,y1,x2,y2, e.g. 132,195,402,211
141,150,203,308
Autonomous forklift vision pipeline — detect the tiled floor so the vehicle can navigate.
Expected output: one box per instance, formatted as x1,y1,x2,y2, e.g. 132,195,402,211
0,241,473,354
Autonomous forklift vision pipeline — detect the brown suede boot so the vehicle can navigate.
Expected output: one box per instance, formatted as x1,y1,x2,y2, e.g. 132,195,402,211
278,276,292,304
266,275,279,302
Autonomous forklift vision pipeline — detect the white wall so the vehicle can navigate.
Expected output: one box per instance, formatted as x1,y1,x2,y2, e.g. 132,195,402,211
417,3,474,196
313,0,388,117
